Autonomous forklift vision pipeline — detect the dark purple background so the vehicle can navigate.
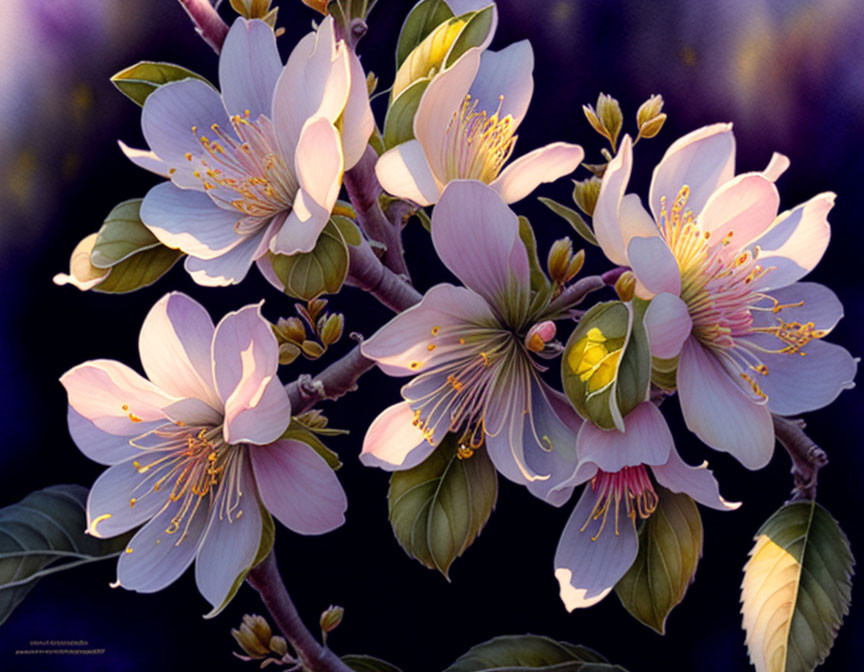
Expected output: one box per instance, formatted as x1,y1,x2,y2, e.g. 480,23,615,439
0,1,862,670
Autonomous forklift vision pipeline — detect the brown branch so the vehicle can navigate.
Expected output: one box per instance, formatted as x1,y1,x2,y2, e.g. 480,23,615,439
247,552,353,672
178,0,229,53
345,236,423,313
286,343,377,415
772,415,828,501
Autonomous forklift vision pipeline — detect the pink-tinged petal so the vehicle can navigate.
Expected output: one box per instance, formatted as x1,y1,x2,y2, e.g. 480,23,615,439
195,461,262,608
272,18,350,161
651,448,740,511
118,140,170,177
362,284,497,376
116,497,208,594
752,193,834,290
576,402,673,474
757,340,857,416
750,282,844,334
762,152,790,182
485,361,535,483
212,303,291,445
139,292,219,408
270,188,330,255
649,123,735,220
162,397,223,427
522,380,582,507
677,338,774,470
142,79,230,166
698,173,779,250
86,454,172,538
61,359,173,435
375,140,442,206
469,41,533,126
361,402,439,470
140,182,244,260
219,18,282,119
341,50,375,169
67,408,159,465
294,117,343,214
414,48,482,181
627,236,681,297
593,135,634,266
490,142,584,204
554,486,639,610
644,292,692,358
432,180,530,313
184,231,263,287
619,193,659,243
251,439,347,534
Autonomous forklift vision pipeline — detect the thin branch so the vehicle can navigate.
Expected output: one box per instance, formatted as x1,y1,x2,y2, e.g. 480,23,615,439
178,0,229,53
772,415,828,501
345,236,423,313
247,552,353,672
343,146,412,278
542,274,607,317
286,343,377,415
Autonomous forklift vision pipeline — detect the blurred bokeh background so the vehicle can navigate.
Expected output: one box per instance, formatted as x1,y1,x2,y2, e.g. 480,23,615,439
0,0,862,670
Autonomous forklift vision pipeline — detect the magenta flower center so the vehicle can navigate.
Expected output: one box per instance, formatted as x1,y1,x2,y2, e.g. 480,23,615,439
581,465,658,540
186,111,298,221
441,95,517,183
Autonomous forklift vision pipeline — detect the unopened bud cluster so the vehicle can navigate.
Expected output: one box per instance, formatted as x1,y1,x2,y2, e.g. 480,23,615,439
273,298,344,364
231,614,291,665
230,0,279,26
547,238,585,286
636,94,666,140
572,177,601,217
583,93,623,151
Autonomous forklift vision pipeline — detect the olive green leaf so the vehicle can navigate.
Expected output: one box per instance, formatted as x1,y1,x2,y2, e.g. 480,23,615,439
90,199,160,268
396,0,454,68
388,435,497,578
111,61,213,106
518,216,551,294
538,197,599,247
741,501,853,672
0,485,134,627
94,245,183,294
268,220,349,300
615,487,703,634
280,419,343,471
383,78,430,149
444,634,628,671
342,654,405,672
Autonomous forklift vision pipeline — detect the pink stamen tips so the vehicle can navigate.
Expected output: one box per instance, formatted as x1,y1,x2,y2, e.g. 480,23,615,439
525,321,557,353
581,465,659,541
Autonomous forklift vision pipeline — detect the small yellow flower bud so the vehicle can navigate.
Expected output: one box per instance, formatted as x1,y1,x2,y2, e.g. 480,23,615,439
572,177,602,217
548,238,574,284
567,248,585,281
229,0,273,19
277,316,307,344
269,636,288,657
279,342,301,365
301,0,329,15
231,614,273,659
307,298,328,323
320,313,344,346
638,113,667,140
366,72,378,97
636,94,664,129
584,93,623,150
320,605,345,634
301,340,326,359
614,271,637,302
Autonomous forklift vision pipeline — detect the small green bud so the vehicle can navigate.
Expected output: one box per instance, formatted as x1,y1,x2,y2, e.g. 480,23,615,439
230,0,273,19
231,614,273,659
547,238,574,285
320,313,344,346
279,342,301,366
366,71,378,96
277,316,307,344
320,605,345,634
567,248,585,281
636,95,666,140
572,177,602,217
301,340,326,359
614,270,636,302
295,409,329,430
269,636,288,657
584,93,623,150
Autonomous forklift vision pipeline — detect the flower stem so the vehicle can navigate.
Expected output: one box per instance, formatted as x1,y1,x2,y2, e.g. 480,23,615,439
247,552,353,672
178,0,229,53
286,343,377,415
772,415,828,501
542,274,608,317
345,235,423,313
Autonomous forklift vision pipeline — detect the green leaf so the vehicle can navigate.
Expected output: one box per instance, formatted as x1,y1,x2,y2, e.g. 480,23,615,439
539,197,599,247
204,505,275,619
396,0,454,68
741,501,853,672
388,435,498,578
268,221,349,300
518,216,550,294
0,485,133,627
111,61,212,106
94,244,183,294
444,634,627,672
614,298,651,421
332,214,363,246
383,78,430,149
415,207,432,232
444,5,494,68
91,199,160,268
281,419,343,471
614,487,703,634
342,654,405,672
651,355,678,390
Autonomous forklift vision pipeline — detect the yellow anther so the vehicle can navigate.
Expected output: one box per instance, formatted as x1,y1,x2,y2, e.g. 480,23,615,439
125,547,133,554
129,498,136,509
431,326,440,335
427,344,436,351
409,361,421,370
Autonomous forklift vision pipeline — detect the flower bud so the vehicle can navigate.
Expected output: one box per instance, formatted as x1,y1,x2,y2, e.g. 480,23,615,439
301,0,329,15
572,177,602,217
277,316,307,344
269,636,288,657
296,409,329,430
614,270,636,302
230,0,273,19
320,313,344,346
320,605,344,634
366,71,378,96
279,342,301,365
638,113,667,140
231,614,273,659
301,340,326,359
584,93,622,149
547,239,584,285
525,321,557,353
636,94,664,129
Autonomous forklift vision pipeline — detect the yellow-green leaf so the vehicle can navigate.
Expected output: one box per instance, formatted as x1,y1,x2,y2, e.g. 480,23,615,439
111,61,213,107
741,501,853,672
267,221,349,300
396,0,454,68
444,634,627,671
443,5,494,68
91,199,159,268
280,419,342,471
539,197,599,247
615,487,703,634
94,244,183,294
383,78,431,149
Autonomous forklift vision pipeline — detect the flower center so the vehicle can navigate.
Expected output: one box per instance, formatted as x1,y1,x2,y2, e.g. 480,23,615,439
582,465,658,540
186,111,298,222
441,94,517,184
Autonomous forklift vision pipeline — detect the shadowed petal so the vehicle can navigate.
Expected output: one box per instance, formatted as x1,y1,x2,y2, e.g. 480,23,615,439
627,236,680,297
251,439,347,534
184,230,264,287
341,50,375,169
651,448,740,511
270,188,331,255
485,359,535,483
750,282,844,334
469,41,533,125
375,140,442,206
361,402,439,470
219,18,282,119
67,408,160,465
294,117,343,216
698,173,779,251
554,486,639,610
677,338,774,470
593,134,633,266
118,141,170,177
490,142,584,204
644,292,692,358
